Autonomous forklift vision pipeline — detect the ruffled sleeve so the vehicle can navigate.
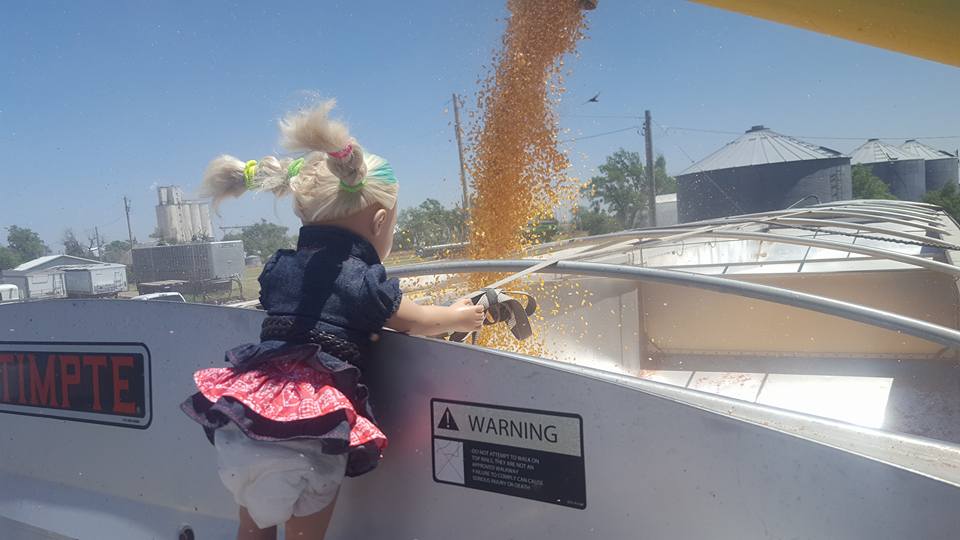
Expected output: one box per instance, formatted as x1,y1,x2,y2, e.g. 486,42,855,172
358,263,403,331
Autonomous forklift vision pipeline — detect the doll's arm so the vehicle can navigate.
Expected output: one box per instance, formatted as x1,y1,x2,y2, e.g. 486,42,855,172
386,297,485,336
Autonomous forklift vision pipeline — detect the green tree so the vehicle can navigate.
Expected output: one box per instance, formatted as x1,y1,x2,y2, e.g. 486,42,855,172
394,199,466,251
224,220,294,258
0,247,21,270
586,149,645,228
581,149,677,231
574,207,619,236
924,183,960,223
6,225,50,262
852,164,896,200
62,229,92,258
102,240,131,264
526,219,559,244
654,155,678,195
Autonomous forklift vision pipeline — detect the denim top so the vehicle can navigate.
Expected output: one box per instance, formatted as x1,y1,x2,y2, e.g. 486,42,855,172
258,225,402,345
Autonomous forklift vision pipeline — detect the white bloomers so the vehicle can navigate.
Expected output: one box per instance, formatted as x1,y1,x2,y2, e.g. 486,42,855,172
214,424,348,529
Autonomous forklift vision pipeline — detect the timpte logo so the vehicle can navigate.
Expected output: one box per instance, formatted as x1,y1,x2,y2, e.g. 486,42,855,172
0,343,151,428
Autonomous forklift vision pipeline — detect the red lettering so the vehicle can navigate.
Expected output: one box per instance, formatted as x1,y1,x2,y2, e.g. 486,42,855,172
111,356,135,415
29,354,57,407
0,353,13,402
17,354,26,404
83,355,107,411
59,355,81,409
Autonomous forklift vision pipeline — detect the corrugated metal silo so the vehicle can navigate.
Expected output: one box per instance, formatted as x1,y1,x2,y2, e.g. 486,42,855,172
189,203,203,239
157,206,174,242
900,139,959,192
198,202,214,238
676,126,852,222
849,139,926,201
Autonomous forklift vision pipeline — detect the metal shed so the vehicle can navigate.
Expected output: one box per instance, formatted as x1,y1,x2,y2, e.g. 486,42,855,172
0,268,65,300
850,139,926,201
676,126,852,222
900,139,959,192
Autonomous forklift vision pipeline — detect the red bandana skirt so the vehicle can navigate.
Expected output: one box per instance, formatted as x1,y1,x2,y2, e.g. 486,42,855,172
181,342,387,477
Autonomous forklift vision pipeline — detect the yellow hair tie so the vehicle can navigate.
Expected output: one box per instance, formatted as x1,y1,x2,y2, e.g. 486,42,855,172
243,160,258,189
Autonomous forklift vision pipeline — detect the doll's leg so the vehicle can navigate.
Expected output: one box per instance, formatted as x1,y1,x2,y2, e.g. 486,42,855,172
285,493,339,539
237,506,277,540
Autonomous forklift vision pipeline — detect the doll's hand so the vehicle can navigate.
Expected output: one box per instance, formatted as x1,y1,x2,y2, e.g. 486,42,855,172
451,298,485,333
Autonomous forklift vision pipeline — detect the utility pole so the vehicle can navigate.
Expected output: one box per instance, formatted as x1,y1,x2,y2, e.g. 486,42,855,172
452,93,470,212
123,196,135,248
644,110,656,227
94,226,103,261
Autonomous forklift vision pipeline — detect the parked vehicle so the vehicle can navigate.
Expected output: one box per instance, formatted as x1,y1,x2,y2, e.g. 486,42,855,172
0,284,21,303
131,292,186,302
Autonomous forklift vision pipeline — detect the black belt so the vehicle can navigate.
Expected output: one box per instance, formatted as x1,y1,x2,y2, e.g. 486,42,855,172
260,315,361,363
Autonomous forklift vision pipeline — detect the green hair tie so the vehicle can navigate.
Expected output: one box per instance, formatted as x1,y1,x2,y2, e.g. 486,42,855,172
243,160,258,189
339,179,366,193
287,158,304,179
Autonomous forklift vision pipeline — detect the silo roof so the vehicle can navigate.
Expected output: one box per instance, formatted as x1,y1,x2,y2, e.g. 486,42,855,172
849,139,920,164
679,126,845,175
900,139,956,161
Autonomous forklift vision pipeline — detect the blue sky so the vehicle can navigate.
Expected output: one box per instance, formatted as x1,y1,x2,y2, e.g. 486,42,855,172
2,1,959,250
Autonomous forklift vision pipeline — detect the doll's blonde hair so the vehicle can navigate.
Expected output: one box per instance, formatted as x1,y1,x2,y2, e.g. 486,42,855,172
200,99,399,222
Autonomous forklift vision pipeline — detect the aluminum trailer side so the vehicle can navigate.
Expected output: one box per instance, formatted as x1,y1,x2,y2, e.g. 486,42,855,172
0,300,958,539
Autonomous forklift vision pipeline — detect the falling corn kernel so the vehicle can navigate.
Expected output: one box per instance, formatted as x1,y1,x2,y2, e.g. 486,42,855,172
457,0,588,357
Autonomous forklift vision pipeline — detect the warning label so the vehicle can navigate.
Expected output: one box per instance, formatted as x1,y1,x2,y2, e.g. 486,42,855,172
431,399,585,509
438,407,460,430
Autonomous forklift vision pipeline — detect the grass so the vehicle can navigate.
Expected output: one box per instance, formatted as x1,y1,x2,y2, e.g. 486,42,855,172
185,265,264,304
238,265,263,300
124,265,265,305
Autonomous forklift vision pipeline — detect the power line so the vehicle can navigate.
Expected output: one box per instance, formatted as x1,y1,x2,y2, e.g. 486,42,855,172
564,113,644,120
652,118,745,214
791,134,960,141
83,215,123,233
603,123,960,142
659,126,742,136
559,125,640,144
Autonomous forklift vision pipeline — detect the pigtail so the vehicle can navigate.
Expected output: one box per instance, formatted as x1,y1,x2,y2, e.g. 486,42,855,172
200,155,247,209
200,153,301,211
202,98,397,222
252,155,295,198
279,99,368,189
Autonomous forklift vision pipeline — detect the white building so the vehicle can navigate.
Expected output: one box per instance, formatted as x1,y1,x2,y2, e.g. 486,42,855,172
655,193,678,226
155,186,214,243
0,254,101,300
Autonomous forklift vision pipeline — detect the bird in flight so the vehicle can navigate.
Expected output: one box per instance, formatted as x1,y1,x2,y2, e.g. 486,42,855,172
584,92,600,104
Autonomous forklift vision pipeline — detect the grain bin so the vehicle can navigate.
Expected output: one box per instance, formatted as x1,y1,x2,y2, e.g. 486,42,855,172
849,139,926,201
676,126,852,222
900,139,959,192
